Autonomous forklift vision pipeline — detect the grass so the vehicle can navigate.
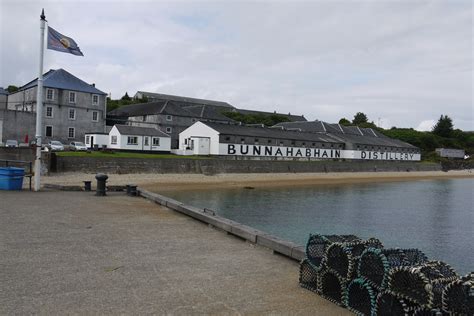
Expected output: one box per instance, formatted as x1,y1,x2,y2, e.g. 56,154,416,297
55,151,211,160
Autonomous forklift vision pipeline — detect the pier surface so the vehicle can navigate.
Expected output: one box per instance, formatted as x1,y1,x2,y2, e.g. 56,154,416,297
0,191,349,315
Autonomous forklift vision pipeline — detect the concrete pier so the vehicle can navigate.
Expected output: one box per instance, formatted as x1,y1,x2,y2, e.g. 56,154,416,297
0,191,350,315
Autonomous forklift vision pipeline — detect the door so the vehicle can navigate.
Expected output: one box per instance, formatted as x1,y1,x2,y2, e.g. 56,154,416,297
193,137,210,155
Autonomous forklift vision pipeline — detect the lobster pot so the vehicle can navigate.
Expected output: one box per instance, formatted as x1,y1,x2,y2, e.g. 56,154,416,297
305,234,360,270
358,248,407,290
387,261,458,308
346,278,377,316
326,242,354,281
442,274,474,315
374,291,418,316
327,239,384,281
403,248,429,266
320,269,347,307
299,258,320,293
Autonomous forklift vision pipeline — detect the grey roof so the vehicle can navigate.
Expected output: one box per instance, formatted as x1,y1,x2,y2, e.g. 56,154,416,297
21,69,106,95
0,87,8,95
114,124,170,137
108,100,234,122
274,120,416,149
135,91,234,108
233,108,307,122
202,122,344,144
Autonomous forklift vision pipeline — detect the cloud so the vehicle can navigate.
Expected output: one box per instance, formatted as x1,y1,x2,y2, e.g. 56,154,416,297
416,120,436,131
0,0,472,130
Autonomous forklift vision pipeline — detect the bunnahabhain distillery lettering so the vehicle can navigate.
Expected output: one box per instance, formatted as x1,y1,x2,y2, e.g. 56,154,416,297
219,144,420,161
359,150,417,161
225,144,341,159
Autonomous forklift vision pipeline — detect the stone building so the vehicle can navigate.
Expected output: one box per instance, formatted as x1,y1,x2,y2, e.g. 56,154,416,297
108,92,306,149
3,68,107,144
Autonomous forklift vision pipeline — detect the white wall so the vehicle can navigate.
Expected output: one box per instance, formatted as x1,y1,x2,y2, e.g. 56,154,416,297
107,125,171,151
85,133,108,148
179,122,220,155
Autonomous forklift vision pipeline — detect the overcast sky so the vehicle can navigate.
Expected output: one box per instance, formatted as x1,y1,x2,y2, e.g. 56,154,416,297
1,0,472,130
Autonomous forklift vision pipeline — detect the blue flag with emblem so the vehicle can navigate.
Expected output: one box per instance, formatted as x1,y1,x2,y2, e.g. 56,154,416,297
47,26,84,56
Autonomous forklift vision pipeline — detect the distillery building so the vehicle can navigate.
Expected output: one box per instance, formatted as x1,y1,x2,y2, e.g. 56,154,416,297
177,121,421,161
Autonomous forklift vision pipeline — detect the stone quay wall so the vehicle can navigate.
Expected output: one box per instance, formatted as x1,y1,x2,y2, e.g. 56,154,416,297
54,156,441,174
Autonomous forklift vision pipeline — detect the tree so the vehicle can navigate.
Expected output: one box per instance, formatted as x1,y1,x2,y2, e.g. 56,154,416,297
6,85,18,93
432,115,454,138
121,92,131,101
338,118,351,126
352,112,368,125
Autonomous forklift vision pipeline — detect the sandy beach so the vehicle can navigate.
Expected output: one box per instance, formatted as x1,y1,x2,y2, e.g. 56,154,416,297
42,170,474,192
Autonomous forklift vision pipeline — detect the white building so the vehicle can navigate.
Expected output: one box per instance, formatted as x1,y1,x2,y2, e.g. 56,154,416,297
178,121,421,161
108,125,171,152
84,132,108,149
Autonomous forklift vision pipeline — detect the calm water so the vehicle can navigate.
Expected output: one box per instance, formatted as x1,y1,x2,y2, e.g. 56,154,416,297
165,178,473,275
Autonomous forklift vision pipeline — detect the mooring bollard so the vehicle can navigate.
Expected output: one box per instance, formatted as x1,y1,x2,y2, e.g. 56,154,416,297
83,181,92,192
126,184,137,196
95,173,108,196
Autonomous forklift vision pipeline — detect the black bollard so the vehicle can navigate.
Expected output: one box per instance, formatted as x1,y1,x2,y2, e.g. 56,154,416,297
95,173,108,196
83,181,92,191
126,184,137,196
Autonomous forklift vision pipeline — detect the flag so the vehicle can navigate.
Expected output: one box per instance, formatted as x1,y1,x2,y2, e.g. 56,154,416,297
47,26,84,56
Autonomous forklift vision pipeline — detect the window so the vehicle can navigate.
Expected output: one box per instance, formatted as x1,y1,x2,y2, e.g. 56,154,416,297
46,89,54,100
166,115,172,121
144,137,149,146
254,138,259,144
92,111,99,122
110,135,117,145
69,108,76,120
45,125,53,137
46,106,53,118
166,127,172,133
69,91,76,104
85,135,90,144
127,136,138,145
68,127,75,139
153,138,160,146
225,136,231,141
142,115,147,122
92,94,99,105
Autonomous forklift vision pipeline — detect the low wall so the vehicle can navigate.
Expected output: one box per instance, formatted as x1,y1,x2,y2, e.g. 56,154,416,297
55,156,441,174
0,147,36,162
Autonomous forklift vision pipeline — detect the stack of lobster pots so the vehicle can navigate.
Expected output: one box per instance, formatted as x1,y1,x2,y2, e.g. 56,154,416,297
299,233,473,315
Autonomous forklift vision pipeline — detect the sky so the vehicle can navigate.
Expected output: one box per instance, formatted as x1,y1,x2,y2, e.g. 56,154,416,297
0,0,472,131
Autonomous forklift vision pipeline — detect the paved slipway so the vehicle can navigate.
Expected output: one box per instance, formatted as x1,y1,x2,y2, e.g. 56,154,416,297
0,190,350,315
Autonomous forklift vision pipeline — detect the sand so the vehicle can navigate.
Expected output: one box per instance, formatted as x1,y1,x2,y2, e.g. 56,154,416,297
41,169,474,192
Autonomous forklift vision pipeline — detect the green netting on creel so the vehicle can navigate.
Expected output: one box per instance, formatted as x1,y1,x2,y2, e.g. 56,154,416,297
346,278,377,316
305,234,360,270
320,268,347,307
299,258,320,293
358,248,407,290
326,243,353,280
327,238,384,281
442,273,474,315
387,261,458,308
374,291,418,316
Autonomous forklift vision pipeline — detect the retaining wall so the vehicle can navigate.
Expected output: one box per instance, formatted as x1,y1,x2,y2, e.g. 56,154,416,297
54,156,441,174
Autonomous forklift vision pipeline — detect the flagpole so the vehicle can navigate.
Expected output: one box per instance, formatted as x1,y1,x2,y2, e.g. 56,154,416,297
34,9,46,192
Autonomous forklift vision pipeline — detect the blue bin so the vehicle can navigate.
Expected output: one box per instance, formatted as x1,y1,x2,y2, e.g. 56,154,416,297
0,167,25,190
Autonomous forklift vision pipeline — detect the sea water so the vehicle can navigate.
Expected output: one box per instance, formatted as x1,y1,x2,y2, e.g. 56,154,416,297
165,178,473,275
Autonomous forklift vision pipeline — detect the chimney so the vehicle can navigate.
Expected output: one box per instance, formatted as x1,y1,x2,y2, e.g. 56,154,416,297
91,83,95,87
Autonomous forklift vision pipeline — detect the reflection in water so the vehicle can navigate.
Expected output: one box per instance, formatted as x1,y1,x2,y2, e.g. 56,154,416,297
166,179,474,274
